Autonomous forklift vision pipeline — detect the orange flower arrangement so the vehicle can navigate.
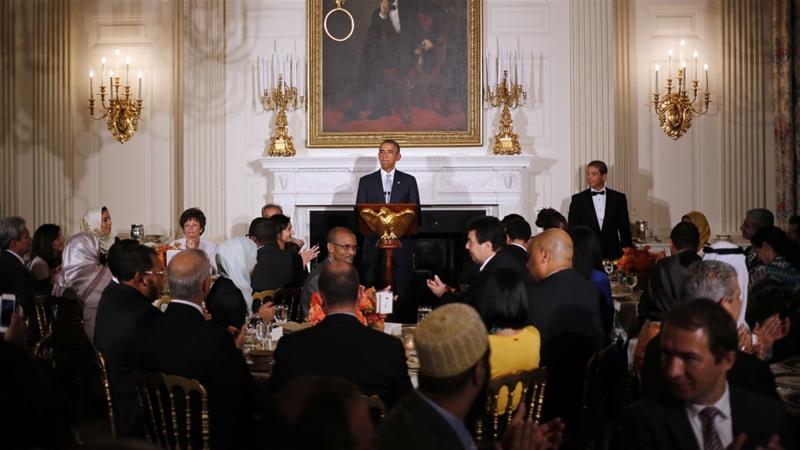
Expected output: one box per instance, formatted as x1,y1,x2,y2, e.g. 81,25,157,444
307,287,386,331
155,244,179,267
615,246,664,276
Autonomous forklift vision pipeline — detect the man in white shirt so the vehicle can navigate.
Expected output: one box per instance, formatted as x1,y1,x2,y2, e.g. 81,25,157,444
623,299,794,450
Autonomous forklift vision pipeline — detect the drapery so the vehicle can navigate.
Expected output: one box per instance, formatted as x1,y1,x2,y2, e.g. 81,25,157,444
773,0,800,224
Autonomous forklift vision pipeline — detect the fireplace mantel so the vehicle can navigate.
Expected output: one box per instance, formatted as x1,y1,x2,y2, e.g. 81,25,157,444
259,155,535,239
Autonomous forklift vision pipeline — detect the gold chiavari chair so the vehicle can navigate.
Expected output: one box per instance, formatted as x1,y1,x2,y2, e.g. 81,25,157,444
474,367,548,446
362,394,387,426
137,371,210,450
579,342,629,450
34,294,53,338
95,350,117,439
252,289,279,310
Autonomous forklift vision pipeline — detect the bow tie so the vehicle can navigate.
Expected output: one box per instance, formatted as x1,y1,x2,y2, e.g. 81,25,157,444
591,190,605,196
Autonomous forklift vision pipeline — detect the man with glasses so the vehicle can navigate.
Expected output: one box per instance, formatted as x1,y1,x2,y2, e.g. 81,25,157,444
95,240,165,438
300,227,358,317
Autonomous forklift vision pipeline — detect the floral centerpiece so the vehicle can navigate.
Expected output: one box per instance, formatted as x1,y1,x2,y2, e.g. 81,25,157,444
155,244,179,267
307,287,386,331
615,246,664,278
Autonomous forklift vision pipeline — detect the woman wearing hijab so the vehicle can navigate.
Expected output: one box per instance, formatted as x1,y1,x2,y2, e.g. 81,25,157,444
681,210,710,249
205,237,257,330
52,232,112,340
82,206,115,255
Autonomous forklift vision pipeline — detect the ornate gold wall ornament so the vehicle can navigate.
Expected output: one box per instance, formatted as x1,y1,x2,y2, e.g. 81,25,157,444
652,54,711,140
259,75,304,157
88,76,143,144
484,70,526,155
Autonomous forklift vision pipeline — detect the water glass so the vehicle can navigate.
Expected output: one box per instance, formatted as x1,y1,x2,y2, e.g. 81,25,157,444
417,306,432,324
602,259,614,275
274,305,287,325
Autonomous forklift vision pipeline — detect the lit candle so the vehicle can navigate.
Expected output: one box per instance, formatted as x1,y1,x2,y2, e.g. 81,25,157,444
89,70,93,95
654,64,659,92
101,57,106,86
289,54,293,87
256,55,261,96
115,49,120,76
693,50,698,80
109,70,114,95
271,53,275,88
704,63,709,90
126,57,130,85
679,39,685,63
667,49,673,77
138,72,143,98
681,60,687,91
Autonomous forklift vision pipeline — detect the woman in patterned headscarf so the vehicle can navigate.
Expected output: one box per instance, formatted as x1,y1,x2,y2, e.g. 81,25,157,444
82,206,115,255
681,210,710,250
52,232,112,340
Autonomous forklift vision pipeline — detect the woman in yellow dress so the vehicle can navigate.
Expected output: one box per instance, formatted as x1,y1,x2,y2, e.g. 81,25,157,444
480,267,541,412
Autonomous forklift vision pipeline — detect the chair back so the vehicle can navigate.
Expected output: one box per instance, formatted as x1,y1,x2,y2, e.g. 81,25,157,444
579,341,629,450
95,350,117,439
252,289,279,312
274,287,303,322
137,371,210,450
474,367,547,445
34,294,55,338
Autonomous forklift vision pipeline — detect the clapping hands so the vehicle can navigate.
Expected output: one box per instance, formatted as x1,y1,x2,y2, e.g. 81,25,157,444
497,405,564,450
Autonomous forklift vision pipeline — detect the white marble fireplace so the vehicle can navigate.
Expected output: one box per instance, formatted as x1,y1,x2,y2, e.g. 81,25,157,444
259,155,535,240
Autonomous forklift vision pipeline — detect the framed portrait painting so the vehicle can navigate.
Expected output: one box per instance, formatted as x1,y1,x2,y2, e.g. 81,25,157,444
307,0,482,147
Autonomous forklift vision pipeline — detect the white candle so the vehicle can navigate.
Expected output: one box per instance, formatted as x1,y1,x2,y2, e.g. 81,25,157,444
271,54,275,88
289,54,293,87
667,49,673,77
681,60,687,91
101,57,106,86
679,39,685,64
138,71,142,98
704,63,709,90
125,58,130,85
89,70,93,95
693,50,698,80
654,64,659,92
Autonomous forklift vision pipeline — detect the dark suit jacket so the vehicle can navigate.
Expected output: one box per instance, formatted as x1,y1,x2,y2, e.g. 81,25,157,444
269,313,412,409
623,386,796,450
94,281,161,437
299,257,331,317
136,302,254,449
442,249,523,317
638,250,702,323
205,276,248,330
377,390,467,450
568,188,633,260
251,244,304,294
526,268,607,426
0,250,36,317
365,0,444,73
641,331,780,401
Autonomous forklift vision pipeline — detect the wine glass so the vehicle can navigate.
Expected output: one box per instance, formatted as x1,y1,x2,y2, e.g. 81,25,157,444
255,320,271,350
602,259,614,276
274,305,287,326
623,273,638,293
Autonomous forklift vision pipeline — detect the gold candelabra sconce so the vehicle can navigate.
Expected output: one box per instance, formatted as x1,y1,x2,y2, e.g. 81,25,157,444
87,51,144,144
484,70,527,155
256,53,304,157
652,42,711,140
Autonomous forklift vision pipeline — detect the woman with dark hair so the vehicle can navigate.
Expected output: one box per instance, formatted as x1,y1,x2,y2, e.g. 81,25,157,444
27,224,65,287
170,207,217,271
251,214,306,292
535,207,568,230
568,226,612,307
749,226,800,292
480,267,540,411
82,206,114,254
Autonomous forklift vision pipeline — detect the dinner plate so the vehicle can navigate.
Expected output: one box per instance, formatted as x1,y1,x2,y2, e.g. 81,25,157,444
775,375,800,390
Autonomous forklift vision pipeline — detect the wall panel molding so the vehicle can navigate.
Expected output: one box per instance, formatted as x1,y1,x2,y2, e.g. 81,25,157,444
488,3,550,35
91,17,153,46
0,0,16,217
649,8,701,37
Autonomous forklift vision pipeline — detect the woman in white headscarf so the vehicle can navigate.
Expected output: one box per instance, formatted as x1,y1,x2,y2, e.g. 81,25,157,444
82,206,115,255
205,236,258,330
52,232,113,340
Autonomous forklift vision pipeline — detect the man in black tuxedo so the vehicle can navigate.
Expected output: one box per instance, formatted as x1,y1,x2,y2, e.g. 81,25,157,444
94,240,164,438
137,249,254,449
623,299,794,450
526,228,607,428
345,0,444,122
269,262,412,409
0,216,34,317
568,160,633,260
356,139,420,321
427,215,522,316
500,214,532,274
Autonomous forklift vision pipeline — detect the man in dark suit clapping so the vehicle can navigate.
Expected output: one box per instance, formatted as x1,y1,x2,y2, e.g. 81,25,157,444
137,249,254,449
568,160,633,260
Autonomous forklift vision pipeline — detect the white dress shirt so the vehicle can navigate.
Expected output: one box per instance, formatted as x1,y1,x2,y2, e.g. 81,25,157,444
685,383,733,450
5,249,25,266
381,168,396,202
168,299,204,316
591,187,607,229
479,252,496,272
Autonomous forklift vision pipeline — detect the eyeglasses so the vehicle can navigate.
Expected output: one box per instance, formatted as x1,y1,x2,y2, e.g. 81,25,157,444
144,270,167,276
331,242,358,252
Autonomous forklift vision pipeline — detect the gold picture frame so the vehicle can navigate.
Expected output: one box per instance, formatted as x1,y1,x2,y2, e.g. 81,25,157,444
307,0,482,147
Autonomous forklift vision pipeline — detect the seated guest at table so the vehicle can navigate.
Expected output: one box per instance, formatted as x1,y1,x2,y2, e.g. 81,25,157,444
137,249,254,450
251,214,306,293
685,210,750,326
427,216,522,312
526,228,606,428
53,232,113,340
264,376,374,450
501,214,532,274
535,207,568,231
741,208,774,270
82,206,115,256
269,262,411,409
261,202,315,255
788,214,800,243
682,210,710,249
206,236,258,330
0,216,35,320
568,226,612,308
641,261,780,401
170,207,217,272
623,299,794,450
27,223,64,292
378,303,564,450
748,226,800,293
481,268,540,412
94,240,164,438
300,226,358,318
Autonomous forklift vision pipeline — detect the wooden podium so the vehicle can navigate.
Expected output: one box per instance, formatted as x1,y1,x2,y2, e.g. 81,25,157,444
356,203,418,288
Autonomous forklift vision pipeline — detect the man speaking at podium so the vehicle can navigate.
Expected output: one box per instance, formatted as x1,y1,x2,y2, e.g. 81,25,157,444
356,139,420,321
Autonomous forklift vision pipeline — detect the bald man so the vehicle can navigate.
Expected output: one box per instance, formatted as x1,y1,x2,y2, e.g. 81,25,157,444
526,229,607,428
300,227,359,316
